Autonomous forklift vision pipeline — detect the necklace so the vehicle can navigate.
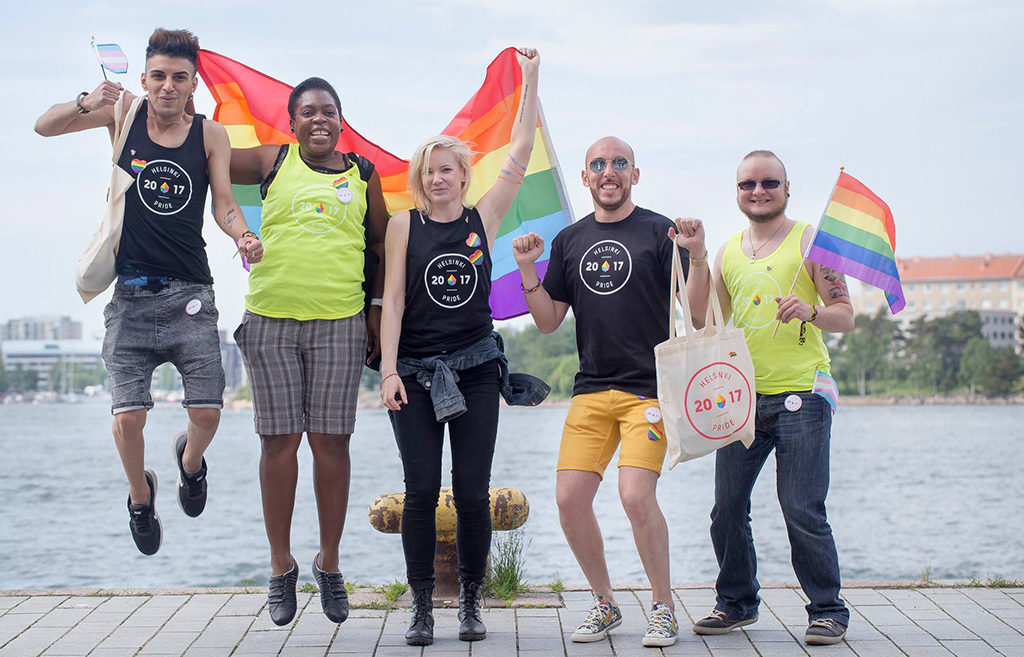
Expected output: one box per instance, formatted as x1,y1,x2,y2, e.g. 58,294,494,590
147,111,186,127
747,220,785,263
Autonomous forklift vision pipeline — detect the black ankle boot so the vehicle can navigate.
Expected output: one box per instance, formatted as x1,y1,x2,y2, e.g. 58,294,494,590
406,588,434,646
458,580,486,641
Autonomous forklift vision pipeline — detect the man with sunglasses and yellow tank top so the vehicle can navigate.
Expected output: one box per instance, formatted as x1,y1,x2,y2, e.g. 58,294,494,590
671,150,854,646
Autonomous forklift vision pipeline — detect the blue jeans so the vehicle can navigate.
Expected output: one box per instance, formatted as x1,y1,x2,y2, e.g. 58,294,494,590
710,391,849,626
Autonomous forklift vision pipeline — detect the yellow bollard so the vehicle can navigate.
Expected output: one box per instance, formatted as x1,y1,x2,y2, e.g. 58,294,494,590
368,487,529,598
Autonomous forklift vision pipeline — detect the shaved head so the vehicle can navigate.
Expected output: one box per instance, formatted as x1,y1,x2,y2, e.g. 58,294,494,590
585,136,635,165
739,149,787,180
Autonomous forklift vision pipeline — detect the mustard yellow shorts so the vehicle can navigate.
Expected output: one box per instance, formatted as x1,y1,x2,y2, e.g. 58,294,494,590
557,389,667,477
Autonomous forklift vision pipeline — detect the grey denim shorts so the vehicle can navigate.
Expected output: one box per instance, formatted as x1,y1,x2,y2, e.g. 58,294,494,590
102,281,225,414
234,311,366,436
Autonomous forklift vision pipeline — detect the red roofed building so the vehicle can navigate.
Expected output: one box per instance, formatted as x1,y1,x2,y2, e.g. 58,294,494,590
854,253,1024,350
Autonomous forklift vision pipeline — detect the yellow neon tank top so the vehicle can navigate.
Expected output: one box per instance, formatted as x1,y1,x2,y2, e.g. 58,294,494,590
721,221,830,394
245,144,367,319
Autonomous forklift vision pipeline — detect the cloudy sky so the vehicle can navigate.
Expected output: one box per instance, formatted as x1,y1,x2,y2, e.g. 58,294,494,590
2,0,1021,337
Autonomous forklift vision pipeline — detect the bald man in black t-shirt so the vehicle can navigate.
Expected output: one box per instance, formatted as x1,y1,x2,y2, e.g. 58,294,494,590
512,137,687,648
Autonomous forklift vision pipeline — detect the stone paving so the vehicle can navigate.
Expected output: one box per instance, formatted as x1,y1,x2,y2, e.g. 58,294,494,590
2,585,1023,656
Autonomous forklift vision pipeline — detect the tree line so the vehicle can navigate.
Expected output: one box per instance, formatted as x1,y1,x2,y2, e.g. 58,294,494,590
498,310,1024,399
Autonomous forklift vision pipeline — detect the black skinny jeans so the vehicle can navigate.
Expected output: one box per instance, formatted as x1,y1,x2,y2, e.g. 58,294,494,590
388,360,499,593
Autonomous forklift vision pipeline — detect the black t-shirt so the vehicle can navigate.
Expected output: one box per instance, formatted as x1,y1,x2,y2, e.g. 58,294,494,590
399,207,494,358
543,206,688,397
116,100,212,283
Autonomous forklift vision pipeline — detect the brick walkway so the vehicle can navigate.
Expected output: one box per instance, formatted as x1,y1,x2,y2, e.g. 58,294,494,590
2,585,1023,656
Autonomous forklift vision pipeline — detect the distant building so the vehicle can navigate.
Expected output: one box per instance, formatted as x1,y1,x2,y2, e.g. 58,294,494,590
853,252,1024,351
0,339,103,391
2,316,82,341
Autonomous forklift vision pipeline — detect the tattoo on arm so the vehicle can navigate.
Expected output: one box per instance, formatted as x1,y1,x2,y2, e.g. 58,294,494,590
822,266,849,300
224,208,236,227
518,84,528,124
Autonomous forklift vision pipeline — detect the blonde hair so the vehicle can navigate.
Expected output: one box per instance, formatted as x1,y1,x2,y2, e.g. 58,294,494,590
408,135,474,216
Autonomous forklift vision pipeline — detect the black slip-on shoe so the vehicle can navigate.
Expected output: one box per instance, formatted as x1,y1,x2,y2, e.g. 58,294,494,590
267,559,299,626
312,553,349,624
172,431,207,517
127,469,162,556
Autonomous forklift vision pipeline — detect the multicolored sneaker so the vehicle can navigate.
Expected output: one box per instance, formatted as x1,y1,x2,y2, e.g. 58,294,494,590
571,594,623,643
642,601,678,647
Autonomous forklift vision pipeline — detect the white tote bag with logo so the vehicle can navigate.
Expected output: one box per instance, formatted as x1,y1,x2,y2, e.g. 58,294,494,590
655,247,756,468
75,93,143,303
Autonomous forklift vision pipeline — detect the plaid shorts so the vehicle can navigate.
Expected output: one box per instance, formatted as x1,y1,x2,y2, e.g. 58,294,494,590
234,311,366,435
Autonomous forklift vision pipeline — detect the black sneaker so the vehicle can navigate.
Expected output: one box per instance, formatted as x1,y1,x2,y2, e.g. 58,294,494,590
805,618,847,645
172,431,207,517
127,469,162,556
692,609,758,635
267,558,299,626
312,553,349,624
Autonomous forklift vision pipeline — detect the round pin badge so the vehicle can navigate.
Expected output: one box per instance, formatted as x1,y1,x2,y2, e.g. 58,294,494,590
185,299,202,316
337,187,353,204
644,406,662,423
784,394,802,412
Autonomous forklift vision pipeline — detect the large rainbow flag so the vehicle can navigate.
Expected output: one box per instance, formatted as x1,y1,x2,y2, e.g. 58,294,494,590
807,171,905,313
196,48,573,319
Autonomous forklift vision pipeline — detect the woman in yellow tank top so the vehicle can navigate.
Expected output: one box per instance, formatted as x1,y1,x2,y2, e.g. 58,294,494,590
229,77,389,628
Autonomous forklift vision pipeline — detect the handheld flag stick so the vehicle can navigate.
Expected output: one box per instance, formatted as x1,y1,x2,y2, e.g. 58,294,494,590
770,167,844,339
90,36,108,80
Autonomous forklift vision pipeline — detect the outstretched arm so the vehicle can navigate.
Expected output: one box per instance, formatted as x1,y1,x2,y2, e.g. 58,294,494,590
476,48,540,247
229,144,280,185
35,81,128,141
511,232,569,333
205,121,263,263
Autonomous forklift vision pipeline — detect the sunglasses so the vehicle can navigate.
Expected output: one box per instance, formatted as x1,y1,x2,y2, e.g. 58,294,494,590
737,179,784,191
589,157,631,173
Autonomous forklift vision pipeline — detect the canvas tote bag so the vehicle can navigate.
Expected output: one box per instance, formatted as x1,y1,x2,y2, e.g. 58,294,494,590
75,93,143,303
655,246,756,468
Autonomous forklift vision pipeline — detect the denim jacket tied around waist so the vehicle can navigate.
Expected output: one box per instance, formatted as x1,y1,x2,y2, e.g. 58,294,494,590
395,332,550,422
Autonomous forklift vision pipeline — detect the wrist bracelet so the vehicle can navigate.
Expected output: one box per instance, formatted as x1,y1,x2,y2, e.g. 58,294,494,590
520,280,542,294
240,230,257,240
370,298,383,307
381,372,399,385
76,92,90,114
809,303,818,322
689,252,708,267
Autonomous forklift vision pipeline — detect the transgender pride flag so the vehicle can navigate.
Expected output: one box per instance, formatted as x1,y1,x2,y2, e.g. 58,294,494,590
91,40,128,74
197,47,573,319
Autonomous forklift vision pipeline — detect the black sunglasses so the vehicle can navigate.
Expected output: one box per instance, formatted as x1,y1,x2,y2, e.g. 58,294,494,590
737,179,784,191
589,157,631,173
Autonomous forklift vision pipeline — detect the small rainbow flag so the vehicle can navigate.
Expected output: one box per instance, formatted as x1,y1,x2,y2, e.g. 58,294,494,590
196,48,573,319
91,40,128,75
813,370,839,413
807,171,904,313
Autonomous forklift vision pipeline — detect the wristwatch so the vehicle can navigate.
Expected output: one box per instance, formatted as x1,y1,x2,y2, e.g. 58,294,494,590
75,92,90,114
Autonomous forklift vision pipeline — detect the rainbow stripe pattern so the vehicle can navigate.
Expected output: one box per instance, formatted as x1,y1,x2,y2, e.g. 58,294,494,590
808,172,904,313
648,425,664,442
92,41,129,74
196,48,573,319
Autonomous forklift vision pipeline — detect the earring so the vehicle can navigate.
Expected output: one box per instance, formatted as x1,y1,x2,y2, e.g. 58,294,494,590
188,94,193,101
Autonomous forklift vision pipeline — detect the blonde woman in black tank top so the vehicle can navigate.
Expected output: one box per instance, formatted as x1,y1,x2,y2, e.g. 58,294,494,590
378,48,539,646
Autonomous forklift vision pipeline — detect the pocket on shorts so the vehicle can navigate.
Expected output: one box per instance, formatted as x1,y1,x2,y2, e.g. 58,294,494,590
233,310,251,346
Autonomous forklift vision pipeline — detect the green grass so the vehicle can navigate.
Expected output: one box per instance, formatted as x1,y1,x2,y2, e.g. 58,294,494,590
549,577,564,594
380,580,408,605
485,521,530,604
958,576,1024,588
299,582,319,594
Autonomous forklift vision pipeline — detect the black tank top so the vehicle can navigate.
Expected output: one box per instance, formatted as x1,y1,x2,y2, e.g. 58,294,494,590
400,207,493,357
115,100,212,283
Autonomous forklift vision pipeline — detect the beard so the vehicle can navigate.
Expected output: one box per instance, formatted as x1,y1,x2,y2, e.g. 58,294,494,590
591,185,631,212
742,197,788,223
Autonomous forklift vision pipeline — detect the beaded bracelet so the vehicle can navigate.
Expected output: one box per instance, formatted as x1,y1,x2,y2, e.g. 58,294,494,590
240,230,257,240
809,303,818,322
521,280,543,294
